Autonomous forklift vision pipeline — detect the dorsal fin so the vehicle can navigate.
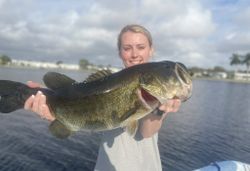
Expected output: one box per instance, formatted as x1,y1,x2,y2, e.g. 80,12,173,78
84,69,113,83
43,72,76,90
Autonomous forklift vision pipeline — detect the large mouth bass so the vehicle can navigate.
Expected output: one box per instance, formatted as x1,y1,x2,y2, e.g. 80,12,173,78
0,61,192,138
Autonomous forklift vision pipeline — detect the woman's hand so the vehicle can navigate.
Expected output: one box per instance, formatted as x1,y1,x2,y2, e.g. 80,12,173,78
158,99,181,118
24,81,55,121
139,99,181,138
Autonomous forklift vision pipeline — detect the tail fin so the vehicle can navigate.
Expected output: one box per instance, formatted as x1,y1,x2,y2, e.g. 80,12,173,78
0,80,33,113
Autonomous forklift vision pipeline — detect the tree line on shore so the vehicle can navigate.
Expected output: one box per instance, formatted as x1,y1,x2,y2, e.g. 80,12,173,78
230,53,250,72
189,52,250,75
1,53,250,72
0,55,11,65
0,54,103,70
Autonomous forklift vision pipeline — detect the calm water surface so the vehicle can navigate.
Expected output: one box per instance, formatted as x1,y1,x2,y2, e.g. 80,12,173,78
0,67,250,171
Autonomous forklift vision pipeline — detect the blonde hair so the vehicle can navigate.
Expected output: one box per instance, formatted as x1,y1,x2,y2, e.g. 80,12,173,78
117,24,153,52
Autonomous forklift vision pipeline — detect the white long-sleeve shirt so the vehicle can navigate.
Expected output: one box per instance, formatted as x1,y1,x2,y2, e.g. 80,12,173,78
94,128,162,171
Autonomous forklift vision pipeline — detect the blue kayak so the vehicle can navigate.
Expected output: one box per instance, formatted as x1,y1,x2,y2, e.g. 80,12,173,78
194,161,250,171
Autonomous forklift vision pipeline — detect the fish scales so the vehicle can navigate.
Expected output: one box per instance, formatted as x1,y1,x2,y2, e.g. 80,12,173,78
0,61,193,138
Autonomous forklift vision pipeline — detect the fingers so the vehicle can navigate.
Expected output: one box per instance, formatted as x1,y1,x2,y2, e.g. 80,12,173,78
24,91,55,122
38,94,55,121
159,99,181,114
24,95,35,110
25,81,55,121
32,91,42,113
41,104,55,121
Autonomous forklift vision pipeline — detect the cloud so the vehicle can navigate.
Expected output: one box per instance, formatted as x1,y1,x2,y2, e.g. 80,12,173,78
211,0,250,59
0,0,249,69
217,32,250,54
235,7,250,28
138,0,216,67
0,0,4,7
156,8,214,39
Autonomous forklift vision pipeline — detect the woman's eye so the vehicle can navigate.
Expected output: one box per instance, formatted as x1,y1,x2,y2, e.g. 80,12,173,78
138,46,145,50
123,47,131,51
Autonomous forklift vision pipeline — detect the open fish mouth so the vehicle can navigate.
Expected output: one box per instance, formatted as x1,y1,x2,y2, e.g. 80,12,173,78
137,88,160,110
137,63,192,109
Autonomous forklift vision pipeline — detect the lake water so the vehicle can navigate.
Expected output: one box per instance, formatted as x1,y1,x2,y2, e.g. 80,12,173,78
0,67,250,171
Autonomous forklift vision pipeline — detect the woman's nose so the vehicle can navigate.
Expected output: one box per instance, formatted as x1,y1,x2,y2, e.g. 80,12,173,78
131,48,139,58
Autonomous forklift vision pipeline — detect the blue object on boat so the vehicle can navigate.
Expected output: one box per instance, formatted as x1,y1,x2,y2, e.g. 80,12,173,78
194,161,250,171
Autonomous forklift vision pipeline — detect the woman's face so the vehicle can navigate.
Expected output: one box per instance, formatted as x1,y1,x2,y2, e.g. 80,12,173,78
119,31,153,68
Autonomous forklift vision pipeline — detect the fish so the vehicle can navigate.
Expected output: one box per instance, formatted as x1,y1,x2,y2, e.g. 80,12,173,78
0,61,192,139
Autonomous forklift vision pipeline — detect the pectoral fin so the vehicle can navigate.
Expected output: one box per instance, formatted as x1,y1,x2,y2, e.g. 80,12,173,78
43,72,76,90
49,120,72,139
125,120,139,137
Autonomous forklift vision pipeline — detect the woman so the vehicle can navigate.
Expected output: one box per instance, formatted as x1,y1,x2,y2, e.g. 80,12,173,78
24,24,181,171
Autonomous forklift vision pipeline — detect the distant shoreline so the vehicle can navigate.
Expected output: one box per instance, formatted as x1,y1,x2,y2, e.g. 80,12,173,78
0,59,120,72
0,64,90,72
194,77,250,84
1,63,250,84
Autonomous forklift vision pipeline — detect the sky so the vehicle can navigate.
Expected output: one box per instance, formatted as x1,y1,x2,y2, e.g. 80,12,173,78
0,0,250,69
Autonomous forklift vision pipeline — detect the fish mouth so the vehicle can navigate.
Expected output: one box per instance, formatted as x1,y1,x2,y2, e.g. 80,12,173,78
138,88,160,110
175,63,193,101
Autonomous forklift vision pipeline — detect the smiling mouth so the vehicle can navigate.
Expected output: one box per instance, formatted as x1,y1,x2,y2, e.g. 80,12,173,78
130,60,143,65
